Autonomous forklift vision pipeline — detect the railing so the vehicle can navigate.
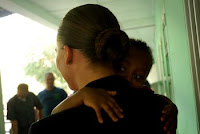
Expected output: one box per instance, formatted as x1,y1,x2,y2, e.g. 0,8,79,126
4,109,11,134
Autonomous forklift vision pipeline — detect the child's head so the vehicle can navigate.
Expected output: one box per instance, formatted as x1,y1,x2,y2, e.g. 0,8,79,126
118,38,154,88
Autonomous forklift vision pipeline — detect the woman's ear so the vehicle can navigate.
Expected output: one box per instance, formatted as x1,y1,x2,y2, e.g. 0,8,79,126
63,45,73,64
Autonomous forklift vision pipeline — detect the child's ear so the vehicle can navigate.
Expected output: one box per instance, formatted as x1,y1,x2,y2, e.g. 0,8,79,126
63,45,73,64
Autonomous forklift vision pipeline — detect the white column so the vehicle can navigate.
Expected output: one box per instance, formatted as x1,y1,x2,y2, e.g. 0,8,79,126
0,71,5,134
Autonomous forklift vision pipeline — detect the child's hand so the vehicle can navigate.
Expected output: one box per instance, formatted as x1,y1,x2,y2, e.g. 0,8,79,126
160,103,178,134
80,87,124,123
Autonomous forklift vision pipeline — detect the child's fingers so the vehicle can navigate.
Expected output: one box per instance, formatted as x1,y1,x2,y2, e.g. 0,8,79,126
94,108,104,124
163,120,170,131
106,95,123,111
161,104,178,133
94,102,120,123
103,104,119,122
107,98,123,118
106,91,117,96
113,100,123,112
105,90,124,118
161,106,171,122
164,117,177,134
162,114,177,134
110,104,124,119
101,99,124,121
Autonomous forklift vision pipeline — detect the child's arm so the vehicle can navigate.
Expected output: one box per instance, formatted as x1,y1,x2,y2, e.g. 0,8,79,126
156,94,178,134
143,85,178,133
51,90,83,115
52,87,124,123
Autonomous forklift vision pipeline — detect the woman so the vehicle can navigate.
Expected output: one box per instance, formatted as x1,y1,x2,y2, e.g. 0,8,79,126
52,38,177,134
29,4,167,134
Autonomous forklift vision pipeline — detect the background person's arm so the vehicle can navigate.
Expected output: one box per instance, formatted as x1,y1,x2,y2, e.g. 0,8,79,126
34,107,43,120
38,109,43,120
29,92,43,120
11,120,18,134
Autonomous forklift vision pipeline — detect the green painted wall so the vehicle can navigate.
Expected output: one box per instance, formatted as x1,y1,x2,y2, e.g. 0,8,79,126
155,0,198,133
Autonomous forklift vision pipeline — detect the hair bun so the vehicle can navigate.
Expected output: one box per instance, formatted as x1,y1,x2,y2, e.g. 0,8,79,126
95,28,129,65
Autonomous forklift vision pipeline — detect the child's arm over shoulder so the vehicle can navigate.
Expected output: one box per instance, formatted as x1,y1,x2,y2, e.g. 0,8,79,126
52,87,124,123
156,94,178,134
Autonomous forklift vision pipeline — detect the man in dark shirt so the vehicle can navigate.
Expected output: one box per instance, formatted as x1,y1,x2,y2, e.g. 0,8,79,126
7,83,43,134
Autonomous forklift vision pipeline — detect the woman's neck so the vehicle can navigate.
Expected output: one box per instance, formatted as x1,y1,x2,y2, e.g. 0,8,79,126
77,64,115,89
69,49,115,91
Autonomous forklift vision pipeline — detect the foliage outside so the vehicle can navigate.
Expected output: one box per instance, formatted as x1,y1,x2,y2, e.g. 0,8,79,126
24,45,69,91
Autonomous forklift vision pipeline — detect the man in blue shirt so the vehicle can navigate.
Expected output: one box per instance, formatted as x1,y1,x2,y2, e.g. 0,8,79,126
38,72,68,117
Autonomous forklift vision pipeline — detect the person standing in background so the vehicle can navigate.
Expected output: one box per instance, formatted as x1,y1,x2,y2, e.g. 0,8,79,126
7,83,43,134
37,72,68,117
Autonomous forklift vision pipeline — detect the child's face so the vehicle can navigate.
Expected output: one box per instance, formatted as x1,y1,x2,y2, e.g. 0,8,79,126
118,49,152,88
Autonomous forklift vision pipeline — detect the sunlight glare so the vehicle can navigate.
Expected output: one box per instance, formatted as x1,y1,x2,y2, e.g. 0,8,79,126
0,13,57,106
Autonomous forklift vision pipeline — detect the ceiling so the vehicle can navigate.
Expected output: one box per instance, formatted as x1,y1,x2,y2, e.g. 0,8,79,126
0,0,155,48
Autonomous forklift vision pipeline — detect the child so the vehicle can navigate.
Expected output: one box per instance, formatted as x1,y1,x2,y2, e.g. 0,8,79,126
52,38,177,133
